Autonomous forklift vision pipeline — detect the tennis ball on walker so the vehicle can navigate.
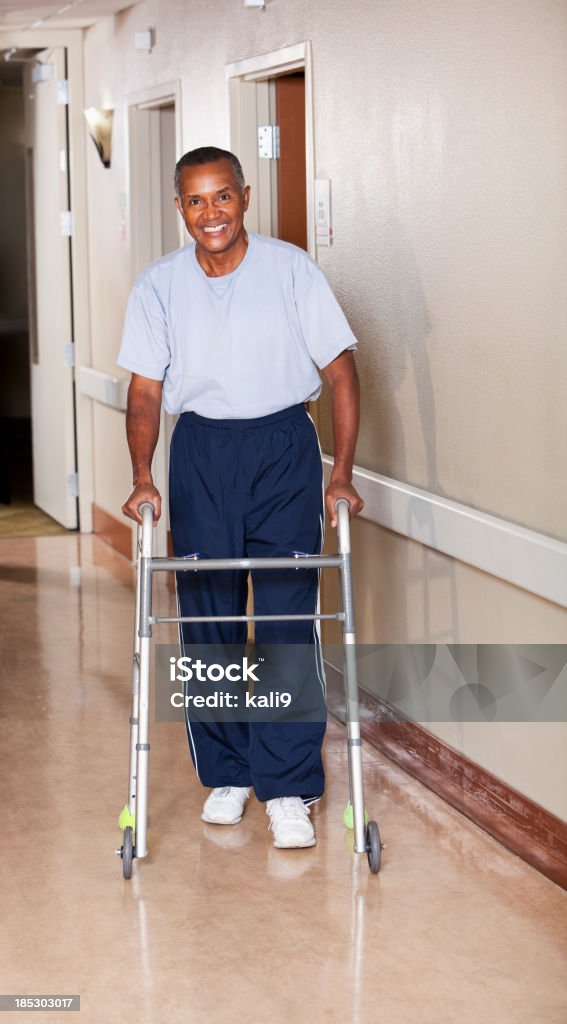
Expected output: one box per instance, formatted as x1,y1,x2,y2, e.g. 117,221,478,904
118,805,136,831
343,803,369,830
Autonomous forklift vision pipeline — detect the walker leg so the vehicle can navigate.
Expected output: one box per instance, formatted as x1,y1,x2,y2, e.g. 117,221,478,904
336,499,382,872
134,635,151,859
118,651,139,835
117,505,154,876
117,523,142,871
134,506,154,860
344,643,367,854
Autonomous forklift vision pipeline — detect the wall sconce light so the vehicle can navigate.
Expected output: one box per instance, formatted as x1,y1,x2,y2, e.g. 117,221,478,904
84,107,114,168
135,29,155,53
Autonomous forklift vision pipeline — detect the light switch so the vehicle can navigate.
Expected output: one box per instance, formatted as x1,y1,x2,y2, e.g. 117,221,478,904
314,179,332,246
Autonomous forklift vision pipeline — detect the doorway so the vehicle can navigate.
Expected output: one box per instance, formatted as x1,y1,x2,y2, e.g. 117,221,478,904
0,46,77,536
274,72,307,251
128,84,183,558
227,41,315,255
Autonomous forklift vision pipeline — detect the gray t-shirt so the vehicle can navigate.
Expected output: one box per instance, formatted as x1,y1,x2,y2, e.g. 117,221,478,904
117,232,356,419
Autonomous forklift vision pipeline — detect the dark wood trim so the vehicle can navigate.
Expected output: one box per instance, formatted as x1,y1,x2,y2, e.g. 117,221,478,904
92,503,132,561
326,667,567,890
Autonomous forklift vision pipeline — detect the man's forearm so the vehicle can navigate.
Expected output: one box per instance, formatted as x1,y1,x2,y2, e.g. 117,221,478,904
121,375,163,523
321,350,364,524
329,363,360,483
126,381,162,484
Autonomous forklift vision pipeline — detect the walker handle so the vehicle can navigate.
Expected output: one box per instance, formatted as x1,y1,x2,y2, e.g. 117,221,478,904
138,501,155,523
137,502,155,556
335,499,351,555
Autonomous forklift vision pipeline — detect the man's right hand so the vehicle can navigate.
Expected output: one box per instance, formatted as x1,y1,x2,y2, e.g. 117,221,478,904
122,481,162,524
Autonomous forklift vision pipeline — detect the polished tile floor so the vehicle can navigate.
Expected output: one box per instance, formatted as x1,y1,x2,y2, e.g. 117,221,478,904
1,535,566,1024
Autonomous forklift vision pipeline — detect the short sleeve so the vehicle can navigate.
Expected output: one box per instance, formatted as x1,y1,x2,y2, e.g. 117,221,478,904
117,275,170,381
293,256,357,369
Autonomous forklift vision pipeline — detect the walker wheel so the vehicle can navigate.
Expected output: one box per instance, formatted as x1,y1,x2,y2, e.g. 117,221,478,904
366,820,381,874
122,826,134,880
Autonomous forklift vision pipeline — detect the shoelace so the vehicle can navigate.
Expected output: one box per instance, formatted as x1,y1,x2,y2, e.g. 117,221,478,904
267,798,310,830
212,787,248,798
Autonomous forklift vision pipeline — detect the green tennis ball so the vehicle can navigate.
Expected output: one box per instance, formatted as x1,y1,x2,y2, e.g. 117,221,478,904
118,805,136,831
342,803,369,830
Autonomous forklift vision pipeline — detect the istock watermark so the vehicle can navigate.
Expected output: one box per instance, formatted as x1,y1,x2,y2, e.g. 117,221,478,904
156,644,327,723
169,655,292,711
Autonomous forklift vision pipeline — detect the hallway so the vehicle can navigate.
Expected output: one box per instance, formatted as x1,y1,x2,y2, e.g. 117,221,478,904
0,533,565,1024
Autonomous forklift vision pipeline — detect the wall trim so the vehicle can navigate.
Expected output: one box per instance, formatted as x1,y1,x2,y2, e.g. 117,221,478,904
326,667,567,890
225,42,309,81
92,504,132,561
323,457,567,608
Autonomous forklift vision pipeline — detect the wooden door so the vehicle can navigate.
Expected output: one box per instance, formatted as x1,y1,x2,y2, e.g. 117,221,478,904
275,73,307,251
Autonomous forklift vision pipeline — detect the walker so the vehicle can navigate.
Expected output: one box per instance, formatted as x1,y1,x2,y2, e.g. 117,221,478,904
117,499,383,877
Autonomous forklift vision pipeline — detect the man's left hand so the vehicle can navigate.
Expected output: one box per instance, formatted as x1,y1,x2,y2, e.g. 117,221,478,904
325,480,364,528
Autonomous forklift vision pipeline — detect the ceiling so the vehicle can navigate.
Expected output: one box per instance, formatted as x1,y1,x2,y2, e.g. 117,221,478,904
0,0,142,31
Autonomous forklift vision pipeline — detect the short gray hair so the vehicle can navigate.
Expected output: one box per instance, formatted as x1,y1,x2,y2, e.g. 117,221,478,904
174,147,245,197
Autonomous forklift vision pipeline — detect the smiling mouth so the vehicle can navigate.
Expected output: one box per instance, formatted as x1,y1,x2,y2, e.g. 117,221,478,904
202,224,229,235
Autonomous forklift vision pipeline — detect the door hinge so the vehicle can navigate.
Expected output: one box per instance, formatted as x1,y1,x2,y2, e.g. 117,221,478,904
64,342,75,368
57,79,70,105
60,211,72,237
67,472,79,498
258,125,280,160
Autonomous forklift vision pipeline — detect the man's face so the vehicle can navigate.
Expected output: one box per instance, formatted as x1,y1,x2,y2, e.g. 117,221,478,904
175,159,250,257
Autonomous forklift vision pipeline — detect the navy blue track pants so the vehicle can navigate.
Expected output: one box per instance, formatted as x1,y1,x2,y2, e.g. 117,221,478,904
169,403,326,802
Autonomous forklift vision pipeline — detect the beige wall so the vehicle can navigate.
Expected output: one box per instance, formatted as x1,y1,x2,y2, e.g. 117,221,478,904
349,519,567,648
82,1,567,819
349,520,567,820
316,0,567,544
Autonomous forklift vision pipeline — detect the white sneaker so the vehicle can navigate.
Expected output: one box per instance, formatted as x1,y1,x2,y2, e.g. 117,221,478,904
201,787,251,825
266,797,316,848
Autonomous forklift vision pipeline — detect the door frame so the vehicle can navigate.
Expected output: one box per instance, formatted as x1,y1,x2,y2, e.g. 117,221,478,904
225,41,316,258
126,80,184,275
126,80,184,557
24,45,77,527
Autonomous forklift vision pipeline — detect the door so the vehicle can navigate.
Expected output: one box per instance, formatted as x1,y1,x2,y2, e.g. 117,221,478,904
275,73,307,250
230,71,307,248
24,47,77,528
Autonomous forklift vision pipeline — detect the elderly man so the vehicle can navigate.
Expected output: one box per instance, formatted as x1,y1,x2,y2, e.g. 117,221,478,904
118,146,362,849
